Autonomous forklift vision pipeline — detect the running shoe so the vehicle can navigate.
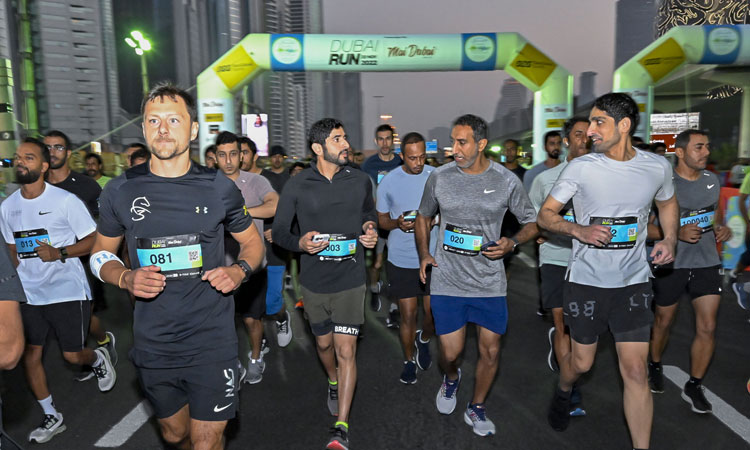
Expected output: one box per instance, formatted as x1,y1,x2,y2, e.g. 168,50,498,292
237,360,247,388
733,282,750,310
92,347,116,392
326,424,349,450
276,310,292,347
386,308,399,329
327,382,339,416
245,354,265,384
284,274,293,291
435,368,461,414
747,377,750,395
74,369,95,382
536,306,547,317
295,299,304,310
414,330,432,370
547,327,558,372
648,362,664,394
28,413,66,443
547,387,571,431
102,331,117,366
261,337,271,356
464,403,496,436
682,382,712,414
569,384,586,417
400,360,417,384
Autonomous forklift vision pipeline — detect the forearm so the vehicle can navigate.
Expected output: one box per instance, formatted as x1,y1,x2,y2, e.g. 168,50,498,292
538,208,582,238
237,235,265,272
272,221,302,252
656,198,679,245
248,199,277,219
512,222,539,244
378,214,399,231
0,301,24,370
62,234,95,258
415,215,432,260
647,223,664,241
100,259,128,287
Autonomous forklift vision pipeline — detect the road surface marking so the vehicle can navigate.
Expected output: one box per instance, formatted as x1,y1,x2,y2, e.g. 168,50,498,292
94,400,153,447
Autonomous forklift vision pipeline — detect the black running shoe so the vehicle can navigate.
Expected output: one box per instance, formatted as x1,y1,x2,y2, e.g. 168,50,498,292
682,382,712,414
648,362,664,394
326,424,349,450
548,388,571,431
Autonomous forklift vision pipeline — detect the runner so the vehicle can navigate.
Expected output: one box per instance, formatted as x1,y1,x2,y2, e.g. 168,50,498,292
273,118,378,450
1,138,115,444
89,83,264,449
648,129,731,414
538,93,678,450
416,114,537,436
529,116,589,416
376,131,435,384
239,136,262,174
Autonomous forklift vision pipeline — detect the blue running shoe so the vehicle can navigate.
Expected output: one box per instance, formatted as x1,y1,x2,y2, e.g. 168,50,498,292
733,282,750,310
415,330,432,370
400,360,417,384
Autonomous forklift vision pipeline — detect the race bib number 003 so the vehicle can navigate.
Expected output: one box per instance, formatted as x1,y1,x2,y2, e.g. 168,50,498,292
589,216,638,249
443,224,482,256
319,233,358,262
136,233,203,279
13,228,50,259
680,206,715,233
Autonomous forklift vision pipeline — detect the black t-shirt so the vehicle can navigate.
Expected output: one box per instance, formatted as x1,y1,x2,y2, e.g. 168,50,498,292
506,164,526,181
98,163,252,368
260,169,290,195
51,170,102,217
0,241,26,302
272,165,376,293
361,153,402,184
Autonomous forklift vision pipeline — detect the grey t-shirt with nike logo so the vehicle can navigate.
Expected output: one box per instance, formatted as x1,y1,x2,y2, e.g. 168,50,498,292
672,170,721,269
418,161,536,297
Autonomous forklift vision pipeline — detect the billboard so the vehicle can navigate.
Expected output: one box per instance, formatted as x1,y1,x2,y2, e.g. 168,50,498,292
241,114,269,156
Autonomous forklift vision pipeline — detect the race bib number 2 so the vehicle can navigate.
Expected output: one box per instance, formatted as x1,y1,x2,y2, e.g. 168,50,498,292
589,216,638,249
136,233,203,279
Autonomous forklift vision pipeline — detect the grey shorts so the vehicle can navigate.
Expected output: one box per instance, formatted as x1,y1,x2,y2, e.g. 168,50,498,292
300,284,366,336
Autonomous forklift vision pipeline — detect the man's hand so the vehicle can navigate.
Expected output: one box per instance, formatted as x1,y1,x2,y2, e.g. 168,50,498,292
573,225,612,247
419,255,437,283
359,223,378,249
481,237,514,260
651,239,675,266
263,229,273,243
299,231,329,254
123,266,166,298
34,240,59,262
678,223,702,244
397,215,415,233
202,264,245,294
715,225,732,243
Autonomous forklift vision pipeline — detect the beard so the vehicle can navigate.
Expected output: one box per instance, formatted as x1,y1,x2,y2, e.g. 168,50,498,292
150,139,190,161
592,133,621,153
323,146,348,166
15,167,41,184
548,149,561,159
49,155,67,170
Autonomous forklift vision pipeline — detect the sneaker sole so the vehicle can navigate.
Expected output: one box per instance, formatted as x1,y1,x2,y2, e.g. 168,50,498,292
649,385,664,394
733,284,749,310
681,391,712,414
245,376,263,385
435,370,460,415
106,331,118,366
29,424,67,443
547,328,558,373
463,411,495,436
399,377,417,385
326,441,348,450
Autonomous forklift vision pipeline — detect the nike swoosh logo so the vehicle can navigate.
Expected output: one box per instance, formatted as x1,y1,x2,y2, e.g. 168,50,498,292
707,184,715,189
38,211,52,215
213,403,232,413
483,189,495,194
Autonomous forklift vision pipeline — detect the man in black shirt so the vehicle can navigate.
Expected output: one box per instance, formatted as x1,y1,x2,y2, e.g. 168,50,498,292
273,118,378,450
501,139,526,180
90,83,264,450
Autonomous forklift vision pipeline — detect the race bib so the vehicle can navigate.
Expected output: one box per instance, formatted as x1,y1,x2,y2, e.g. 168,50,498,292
443,224,482,256
680,206,715,233
403,210,417,234
13,228,50,259
589,216,638,249
318,233,358,262
136,233,203,279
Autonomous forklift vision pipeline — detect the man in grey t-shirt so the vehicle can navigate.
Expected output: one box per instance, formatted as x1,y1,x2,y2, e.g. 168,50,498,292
416,114,537,437
649,130,731,415
538,93,678,450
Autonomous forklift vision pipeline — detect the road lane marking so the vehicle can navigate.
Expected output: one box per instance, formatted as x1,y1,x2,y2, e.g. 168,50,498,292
94,400,153,447
516,252,537,268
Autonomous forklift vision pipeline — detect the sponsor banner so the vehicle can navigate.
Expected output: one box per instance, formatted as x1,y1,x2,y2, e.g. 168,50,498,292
722,188,748,269
198,98,233,152
271,34,305,71
509,43,557,88
461,33,497,71
700,25,741,65
542,103,568,132
638,37,685,83
213,45,258,90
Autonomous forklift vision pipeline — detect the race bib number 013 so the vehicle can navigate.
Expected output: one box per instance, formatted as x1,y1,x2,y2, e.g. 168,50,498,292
136,233,203,279
680,206,715,234
13,228,50,259
443,224,482,256
319,233,358,262
589,216,638,249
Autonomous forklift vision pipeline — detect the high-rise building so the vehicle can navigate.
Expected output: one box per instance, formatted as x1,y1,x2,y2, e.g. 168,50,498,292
614,0,658,67
578,71,597,107
322,72,363,150
489,79,529,137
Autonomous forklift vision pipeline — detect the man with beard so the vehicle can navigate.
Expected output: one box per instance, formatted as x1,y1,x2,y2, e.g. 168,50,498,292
85,153,111,189
273,118,378,450
648,130,730,414
89,83,264,450
239,136,262,174
45,130,117,381
416,115,537,437
523,131,562,192
538,93,678,450
501,139,525,180
1,138,116,444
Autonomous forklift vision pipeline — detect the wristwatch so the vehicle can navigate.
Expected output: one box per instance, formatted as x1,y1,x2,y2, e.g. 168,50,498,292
510,237,520,252
59,247,68,263
234,260,253,283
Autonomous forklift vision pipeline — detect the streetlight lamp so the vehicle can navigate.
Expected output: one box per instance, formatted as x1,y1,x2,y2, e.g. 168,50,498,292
124,31,151,95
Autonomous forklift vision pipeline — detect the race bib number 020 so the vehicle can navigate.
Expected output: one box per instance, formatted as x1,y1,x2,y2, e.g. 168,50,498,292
443,224,482,256
588,216,638,249
136,233,203,279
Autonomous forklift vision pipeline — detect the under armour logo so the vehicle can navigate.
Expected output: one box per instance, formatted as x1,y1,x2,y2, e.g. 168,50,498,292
130,196,151,221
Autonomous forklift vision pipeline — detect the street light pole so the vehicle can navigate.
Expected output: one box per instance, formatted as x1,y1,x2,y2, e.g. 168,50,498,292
140,55,149,96
124,31,151,96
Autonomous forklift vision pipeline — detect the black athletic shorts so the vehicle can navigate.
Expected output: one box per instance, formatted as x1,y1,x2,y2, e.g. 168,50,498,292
300,284,365,336
235,269,267,320
386,261,429,300
563,281,653,345
22,300,91,352
652,266,722,307
540,264,566,310
137,357,240,421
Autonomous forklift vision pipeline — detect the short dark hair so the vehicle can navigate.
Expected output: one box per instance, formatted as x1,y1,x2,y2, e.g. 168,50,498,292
674,129,707,151
452,114,488,143
562,117,589,140
204,145,216,158
237,136,257,155
650,142,667,152
24,137,50,164
503,139,520,147
290,161,306,173
215,131,239,148
635,142,651,151
85,152,103,166
130,148,151,162
375,124,394,137
141,82,197,123
308,118,345,149
544,130,561,145
44,130,71,150
126,142,147,152
592,92,639,136
401,132,425,147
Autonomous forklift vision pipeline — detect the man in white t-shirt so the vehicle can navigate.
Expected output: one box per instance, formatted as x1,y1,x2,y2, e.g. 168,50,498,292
0,138,116,444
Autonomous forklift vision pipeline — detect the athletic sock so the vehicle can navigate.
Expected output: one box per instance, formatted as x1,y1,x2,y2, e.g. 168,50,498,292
687,376,702,386
38,395,58,417
97,334,111,346
335,421,348,430
328,379,338,388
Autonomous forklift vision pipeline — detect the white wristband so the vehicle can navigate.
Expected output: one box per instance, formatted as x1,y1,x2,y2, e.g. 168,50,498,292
90,250,124,282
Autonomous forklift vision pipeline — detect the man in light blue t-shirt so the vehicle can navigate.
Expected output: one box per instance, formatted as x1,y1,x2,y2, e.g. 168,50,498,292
377,132,436,385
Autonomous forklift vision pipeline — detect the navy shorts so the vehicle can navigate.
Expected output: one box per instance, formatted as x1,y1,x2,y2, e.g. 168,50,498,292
430,295,508,335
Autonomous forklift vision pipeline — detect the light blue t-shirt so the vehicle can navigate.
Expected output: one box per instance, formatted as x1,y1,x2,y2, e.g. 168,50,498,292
377,165,436,269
